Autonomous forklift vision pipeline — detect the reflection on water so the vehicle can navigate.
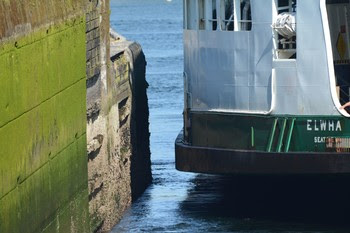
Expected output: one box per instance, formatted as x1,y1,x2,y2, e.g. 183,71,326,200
114,171,350,232
110,0,350,232
181,175,350,232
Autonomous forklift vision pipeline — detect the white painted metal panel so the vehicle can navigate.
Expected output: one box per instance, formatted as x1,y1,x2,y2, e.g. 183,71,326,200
184,0,274,113
184,0,346,116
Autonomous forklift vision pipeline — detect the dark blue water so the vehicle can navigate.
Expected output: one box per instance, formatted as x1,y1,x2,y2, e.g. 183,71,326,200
110,1,350,232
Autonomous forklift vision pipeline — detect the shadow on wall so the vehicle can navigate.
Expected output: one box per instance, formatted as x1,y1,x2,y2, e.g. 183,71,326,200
128,42,153,201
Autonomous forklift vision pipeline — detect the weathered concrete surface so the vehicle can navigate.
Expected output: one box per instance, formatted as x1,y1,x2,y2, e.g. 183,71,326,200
0,0,85,40
87,31,152,232
110,35,152,201
0,1,89,233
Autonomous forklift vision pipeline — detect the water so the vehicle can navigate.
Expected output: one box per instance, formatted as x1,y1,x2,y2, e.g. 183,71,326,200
110,1,350,232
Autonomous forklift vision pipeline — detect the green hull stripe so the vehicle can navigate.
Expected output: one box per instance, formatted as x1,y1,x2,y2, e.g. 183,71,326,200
267,118,278,152
190,112,350,153
285,118,295,152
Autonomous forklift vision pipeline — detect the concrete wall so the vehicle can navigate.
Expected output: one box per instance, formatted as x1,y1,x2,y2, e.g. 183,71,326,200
0,1,89,233
0,1,152,232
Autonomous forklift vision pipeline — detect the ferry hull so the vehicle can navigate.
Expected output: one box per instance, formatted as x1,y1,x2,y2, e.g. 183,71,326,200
175,132,350,175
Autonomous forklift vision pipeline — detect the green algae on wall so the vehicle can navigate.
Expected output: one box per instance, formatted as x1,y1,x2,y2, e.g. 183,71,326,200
0,16,89,233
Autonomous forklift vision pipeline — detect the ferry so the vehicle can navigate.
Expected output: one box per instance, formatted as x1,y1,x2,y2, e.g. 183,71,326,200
175,0,350,174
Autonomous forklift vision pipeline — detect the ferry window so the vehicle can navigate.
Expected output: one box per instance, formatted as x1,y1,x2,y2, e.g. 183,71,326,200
223,0,234,31
198,0,205,30
273,0,297,59
239,0,252,31
212,0,218,30
277,0,296,13
222,0,252,31
195,0,251,31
